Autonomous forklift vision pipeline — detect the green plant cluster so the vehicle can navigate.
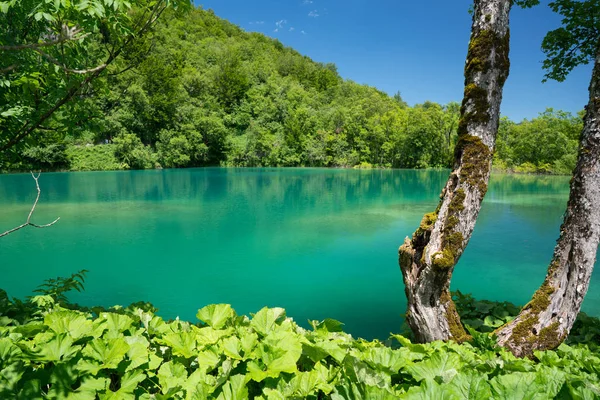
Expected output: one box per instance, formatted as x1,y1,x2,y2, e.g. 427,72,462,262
495,109,582,175
2,278,600,399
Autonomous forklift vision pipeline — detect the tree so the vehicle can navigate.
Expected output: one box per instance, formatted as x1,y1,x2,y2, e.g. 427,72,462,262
496,0,600,357
0,0,188,158
398,0,538,343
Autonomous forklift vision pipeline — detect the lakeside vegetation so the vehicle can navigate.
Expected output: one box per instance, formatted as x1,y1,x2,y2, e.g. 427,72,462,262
2,7,582,175
1,274,599,399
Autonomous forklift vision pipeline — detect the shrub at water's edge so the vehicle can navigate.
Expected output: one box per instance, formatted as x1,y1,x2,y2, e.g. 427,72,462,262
1,273,599,398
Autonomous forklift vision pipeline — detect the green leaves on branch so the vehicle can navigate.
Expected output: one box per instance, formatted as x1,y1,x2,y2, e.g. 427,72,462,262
542,0,600,82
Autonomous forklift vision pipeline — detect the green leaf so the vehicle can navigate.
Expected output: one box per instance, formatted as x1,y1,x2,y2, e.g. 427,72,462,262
82,337,129,369
45,310,93,339
250,307,286,337
259,330,302,375
35,333,81,362
400,379,462,400
161,331,196,358
196,346,222,372
222,336,242,360
360,346,407,374
448,372,492,399
406,352,461,383
215,374,248,400
534,367,566,398
124,335,150,372
158,360,188,394
310,318,345,333
490,372,546,399
196,326,233,346
67,377,109,400
197,304,236,329
101,312,135,334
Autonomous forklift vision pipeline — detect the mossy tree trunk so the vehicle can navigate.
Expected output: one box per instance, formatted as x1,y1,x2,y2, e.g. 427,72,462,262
399,0,512,343
495,45,600,358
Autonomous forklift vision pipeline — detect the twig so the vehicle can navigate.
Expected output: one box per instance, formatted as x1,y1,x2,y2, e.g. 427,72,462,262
33,48,107,74
0,172,60,238
0,26,90,51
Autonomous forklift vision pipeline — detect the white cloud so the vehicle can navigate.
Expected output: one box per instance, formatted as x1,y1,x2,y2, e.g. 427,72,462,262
308,10,319,17
289,27,295,31
302,0,313,4
275,19,287,29
301,30,306,35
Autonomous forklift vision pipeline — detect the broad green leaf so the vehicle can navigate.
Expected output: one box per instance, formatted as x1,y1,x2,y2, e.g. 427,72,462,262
182,369,216,399
359,346,407,374
124,335,150,372
222,336,242,360
565,379,600,400
82,337,129,369
310,318,345,333
101,312,135,334
240,331,258,356
45,310,93,339
448,372,492,399
259,330,302,374
0,338,21,363
534,367,566,398
161,331,196,358
37,333,81,362
158,361,188,394
332,381,400,400
119,369,146,393
490,372,546,399
196,326,233,346
250,307,286,337
343,355,390,389
406,352,461,383
400,379,462,400
196,304,236,329
196,346,221,372
66,377,109,400
247,360,269,382
215,374,248,400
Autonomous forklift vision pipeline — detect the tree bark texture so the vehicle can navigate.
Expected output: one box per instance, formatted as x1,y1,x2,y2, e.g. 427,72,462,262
399,0,512,343
496,47,600,358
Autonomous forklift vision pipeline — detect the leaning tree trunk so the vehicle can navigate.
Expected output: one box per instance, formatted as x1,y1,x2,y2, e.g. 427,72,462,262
495,47,600,358
399,0,513,343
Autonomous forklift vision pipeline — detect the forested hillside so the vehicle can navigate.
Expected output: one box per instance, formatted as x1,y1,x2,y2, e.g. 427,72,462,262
2,6,581,174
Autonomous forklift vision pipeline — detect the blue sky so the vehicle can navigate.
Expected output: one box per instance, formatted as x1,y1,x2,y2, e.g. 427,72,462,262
196,0,592,122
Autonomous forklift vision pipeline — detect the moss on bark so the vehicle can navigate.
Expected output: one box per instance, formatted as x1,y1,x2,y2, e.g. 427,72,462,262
441,290,470,342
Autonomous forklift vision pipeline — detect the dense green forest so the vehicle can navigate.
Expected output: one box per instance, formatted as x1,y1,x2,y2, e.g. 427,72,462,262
1,7,582,174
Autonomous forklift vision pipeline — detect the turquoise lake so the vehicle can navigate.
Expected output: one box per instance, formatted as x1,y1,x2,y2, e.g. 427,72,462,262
1,168,599,340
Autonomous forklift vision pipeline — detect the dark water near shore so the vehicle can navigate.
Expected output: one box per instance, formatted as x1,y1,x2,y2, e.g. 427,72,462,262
1,168,598,340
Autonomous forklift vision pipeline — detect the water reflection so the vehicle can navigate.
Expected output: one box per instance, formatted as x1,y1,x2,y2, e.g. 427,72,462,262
0,169,597,340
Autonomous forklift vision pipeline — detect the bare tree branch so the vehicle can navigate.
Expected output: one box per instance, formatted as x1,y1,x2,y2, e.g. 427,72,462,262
0,25,90,51
33,48,107,74
0,172,60,238
0,64,18,74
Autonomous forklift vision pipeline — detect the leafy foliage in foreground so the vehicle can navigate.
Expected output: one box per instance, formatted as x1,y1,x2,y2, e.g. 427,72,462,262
1,280,600,399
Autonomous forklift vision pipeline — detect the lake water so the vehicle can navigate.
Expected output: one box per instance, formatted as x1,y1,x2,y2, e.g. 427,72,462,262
1,168,598,340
